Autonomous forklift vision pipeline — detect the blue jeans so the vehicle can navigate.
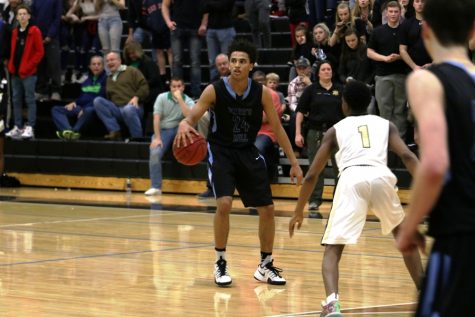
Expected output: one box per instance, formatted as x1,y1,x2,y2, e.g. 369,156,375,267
51,104,95,132
206,27,236,80
133,27,158,63
98,15,123,54
170,27,202,98
149,128,177,189
93,97,143,137
11,75,37,128
244,0,271,48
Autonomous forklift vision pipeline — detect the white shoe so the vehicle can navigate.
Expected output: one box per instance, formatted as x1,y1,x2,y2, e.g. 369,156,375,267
144,188,161,196
5,126,23,139
214,257,232,286
21,125,34,139
75,74,88,84
51,92,61,101
254,260,286,285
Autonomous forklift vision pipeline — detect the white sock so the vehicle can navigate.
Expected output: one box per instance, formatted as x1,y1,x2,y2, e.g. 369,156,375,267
216,250,226,261
325,293,339,304
261,254,272,267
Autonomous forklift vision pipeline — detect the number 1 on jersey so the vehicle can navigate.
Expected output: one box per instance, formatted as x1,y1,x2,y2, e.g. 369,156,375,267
358,125,371,148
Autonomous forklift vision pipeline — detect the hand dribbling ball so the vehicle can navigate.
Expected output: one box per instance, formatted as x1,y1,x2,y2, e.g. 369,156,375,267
173,133,207,166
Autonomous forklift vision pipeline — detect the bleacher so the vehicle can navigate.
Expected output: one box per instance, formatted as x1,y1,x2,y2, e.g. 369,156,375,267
3,14,413,199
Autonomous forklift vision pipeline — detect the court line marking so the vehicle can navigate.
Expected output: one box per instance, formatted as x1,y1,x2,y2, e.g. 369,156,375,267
267,302,417,317
0,211,186,228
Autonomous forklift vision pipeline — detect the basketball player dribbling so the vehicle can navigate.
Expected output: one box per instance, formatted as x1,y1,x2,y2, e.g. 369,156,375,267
174,39,303,286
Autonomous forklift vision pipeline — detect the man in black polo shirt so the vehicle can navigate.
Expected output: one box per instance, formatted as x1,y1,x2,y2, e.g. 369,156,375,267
367,0,409,140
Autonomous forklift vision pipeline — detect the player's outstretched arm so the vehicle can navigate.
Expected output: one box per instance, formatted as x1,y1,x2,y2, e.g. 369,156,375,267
175,85,215,148
388,122,419,176
289,128,336,237
262,86,303,185
396,70,448,254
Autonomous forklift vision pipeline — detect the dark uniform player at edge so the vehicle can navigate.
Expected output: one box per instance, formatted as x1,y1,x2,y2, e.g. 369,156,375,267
174,39,303,286
396,0,475,316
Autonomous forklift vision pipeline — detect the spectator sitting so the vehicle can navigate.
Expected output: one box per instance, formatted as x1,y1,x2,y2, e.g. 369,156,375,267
51,55,106,140
289,23,315,82
210,53,230,82
123,40,161,115
265,72,286,114
93,52,149,140
145,76,195,196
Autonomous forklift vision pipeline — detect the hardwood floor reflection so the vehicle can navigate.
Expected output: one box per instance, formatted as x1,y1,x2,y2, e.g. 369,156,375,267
0,188,424,317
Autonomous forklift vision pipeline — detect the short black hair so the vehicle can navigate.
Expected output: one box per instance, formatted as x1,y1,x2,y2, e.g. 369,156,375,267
343,81,371,114
227,38,258,64
423,0,475,46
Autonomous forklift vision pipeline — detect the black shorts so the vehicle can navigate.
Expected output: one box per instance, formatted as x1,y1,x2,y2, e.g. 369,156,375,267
416,233,475,317
208,143,273,207
151,29,171,49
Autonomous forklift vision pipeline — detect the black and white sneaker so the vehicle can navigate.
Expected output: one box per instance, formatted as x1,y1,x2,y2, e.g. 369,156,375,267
214,257,232,286
254,260,286,285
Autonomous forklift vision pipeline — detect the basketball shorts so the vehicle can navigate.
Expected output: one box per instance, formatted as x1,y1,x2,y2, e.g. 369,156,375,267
208,143,273,207
416,234,475,317
322,166,405,245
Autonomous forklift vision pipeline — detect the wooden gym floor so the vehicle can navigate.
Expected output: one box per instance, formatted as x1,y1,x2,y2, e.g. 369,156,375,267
0,187,426,317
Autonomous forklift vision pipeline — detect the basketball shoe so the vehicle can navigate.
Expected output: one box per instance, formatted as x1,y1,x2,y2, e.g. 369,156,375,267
214,257,232,286
320,293,342,317
253,260,286,285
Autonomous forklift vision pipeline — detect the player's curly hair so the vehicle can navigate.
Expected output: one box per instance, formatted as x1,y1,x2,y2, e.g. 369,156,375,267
343,81,372,114
227,38,258,64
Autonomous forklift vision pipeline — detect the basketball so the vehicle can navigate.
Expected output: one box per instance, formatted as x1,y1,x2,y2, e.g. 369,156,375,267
173,133,207,166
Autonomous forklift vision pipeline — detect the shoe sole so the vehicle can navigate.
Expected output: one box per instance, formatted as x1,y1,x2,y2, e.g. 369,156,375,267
215,279,232,287
254,271,286,285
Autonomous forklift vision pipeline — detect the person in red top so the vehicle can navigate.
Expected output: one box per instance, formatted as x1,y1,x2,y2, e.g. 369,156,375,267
5,4,44,140
252,70,284,179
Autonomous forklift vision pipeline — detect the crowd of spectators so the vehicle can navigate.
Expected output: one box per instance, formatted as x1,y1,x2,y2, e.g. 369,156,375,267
0,0,474,196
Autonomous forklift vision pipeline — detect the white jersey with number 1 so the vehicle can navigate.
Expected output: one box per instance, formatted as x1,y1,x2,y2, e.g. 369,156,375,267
334,114,390,173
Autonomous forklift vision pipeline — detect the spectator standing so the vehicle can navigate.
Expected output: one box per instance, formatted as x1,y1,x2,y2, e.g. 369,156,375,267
367,1,408,139
95,0,125,55
51,55,106,140
286,56,312,157
66,0,101,83
352,0,375,40
201,0,236,82
93,52,149,140
295,61,343,215
399,0,430,71
329,2,366,47
5,4,44,139
145,77,194,196
311,22,340,72
338,28,373,84
128,0,172,90
244,0,271,48
162,0,206,99
284,0,309,47
32,0,62,101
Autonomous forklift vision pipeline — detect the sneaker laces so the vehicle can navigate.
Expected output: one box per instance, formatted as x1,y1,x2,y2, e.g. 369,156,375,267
216,258,228,277
264,260,283,278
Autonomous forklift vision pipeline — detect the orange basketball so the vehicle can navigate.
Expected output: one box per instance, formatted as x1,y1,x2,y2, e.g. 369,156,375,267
173,133,207,166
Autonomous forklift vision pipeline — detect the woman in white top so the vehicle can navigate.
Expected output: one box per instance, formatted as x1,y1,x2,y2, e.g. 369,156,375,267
95,0,125,54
